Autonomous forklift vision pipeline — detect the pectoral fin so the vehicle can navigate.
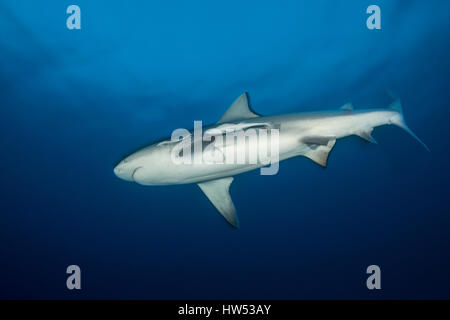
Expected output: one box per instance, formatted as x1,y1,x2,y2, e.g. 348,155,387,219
197,177,238,228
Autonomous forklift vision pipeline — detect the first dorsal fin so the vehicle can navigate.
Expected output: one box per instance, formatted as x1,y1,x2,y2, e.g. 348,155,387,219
197,177,239,228
217,92,260,124
340,103,353,112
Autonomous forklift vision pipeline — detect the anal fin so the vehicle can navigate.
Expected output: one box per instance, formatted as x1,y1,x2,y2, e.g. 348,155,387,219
355,129,377,144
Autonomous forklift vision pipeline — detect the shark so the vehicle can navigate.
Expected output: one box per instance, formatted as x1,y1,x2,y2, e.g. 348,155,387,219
114,92,429,228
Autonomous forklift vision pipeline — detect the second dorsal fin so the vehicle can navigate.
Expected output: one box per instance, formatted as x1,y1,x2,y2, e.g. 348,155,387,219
217,92,260,124
340,103,353,112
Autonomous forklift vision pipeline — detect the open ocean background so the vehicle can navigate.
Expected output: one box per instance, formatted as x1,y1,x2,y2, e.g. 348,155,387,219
1,0,449,299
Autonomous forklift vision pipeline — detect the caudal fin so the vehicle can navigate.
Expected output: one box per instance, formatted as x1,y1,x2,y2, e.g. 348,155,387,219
389,98,430,152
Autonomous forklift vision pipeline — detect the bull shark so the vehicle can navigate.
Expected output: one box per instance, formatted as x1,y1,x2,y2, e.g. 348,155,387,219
114,92,428,227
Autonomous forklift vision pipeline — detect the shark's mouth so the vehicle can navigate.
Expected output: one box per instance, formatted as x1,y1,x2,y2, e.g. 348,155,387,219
131,166,143,181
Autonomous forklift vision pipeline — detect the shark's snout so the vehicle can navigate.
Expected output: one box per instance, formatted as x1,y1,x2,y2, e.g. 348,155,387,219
114,160,139,182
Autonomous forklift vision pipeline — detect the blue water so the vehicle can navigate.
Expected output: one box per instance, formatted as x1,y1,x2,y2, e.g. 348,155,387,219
1,0,449,299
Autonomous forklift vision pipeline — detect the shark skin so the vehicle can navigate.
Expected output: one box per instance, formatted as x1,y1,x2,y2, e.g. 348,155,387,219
114,93,429,227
